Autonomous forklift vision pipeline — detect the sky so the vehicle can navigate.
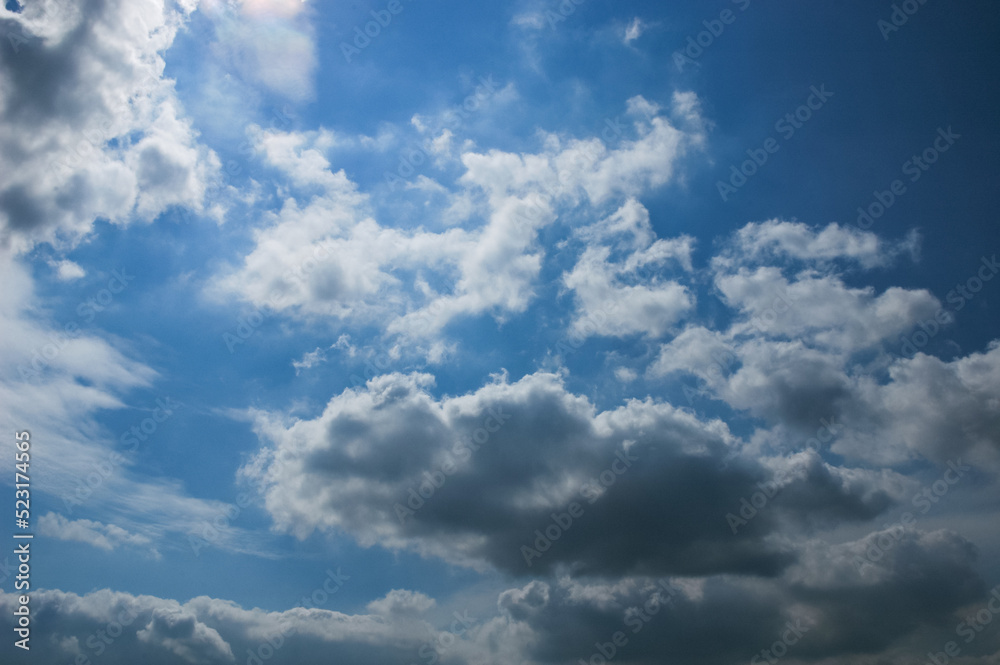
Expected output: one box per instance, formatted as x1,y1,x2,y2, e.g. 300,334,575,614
1,0,1000,663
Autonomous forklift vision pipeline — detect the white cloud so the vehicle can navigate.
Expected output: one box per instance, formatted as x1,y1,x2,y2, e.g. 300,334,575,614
641,221,1000,469
648,326,734,379
511,12,546,30
623,17,646,44
366,589,435,617
563,199,696,340
39,512,159,557
563,244,692,339
50,259,86,281
715,219,919,271
215,96,706,353
716,266,941,352
0,0,219,252
201,0,317,101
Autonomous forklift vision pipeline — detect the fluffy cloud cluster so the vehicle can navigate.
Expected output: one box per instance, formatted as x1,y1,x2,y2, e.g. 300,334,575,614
39,512,159,557
4,6,997,663
214,93,706,354
0,0,218,251
241,369,905,576
2,527,995,665
647,221,1000,467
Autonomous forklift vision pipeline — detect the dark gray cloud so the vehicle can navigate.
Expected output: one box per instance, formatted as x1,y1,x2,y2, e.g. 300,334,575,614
242,370,902,578
1,526,989,665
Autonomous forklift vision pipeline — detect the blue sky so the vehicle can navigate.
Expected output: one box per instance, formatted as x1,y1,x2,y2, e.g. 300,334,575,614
2,1,1000,664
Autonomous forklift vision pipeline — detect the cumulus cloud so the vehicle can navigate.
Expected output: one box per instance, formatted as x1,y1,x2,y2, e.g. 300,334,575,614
39,512,159,556
0,0,218,251
0,586,462,665
563,198,696,339
215,94,706,359
50,258,87,281
488,527,988,665
642,220,1000,469
137,608,235,663
239,370,903,577
366,589,436,617
714,219,920,271
1,526,991,665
